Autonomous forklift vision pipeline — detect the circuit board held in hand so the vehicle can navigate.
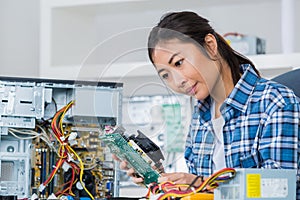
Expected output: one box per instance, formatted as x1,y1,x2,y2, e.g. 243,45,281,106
99,127,164,185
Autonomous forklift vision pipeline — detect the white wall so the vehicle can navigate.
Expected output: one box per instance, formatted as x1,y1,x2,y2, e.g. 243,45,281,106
0,0,299,80
47,1,300,71
0,0,39,77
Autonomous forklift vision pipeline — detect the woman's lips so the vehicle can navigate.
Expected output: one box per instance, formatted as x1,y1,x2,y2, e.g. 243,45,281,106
186,82,197,95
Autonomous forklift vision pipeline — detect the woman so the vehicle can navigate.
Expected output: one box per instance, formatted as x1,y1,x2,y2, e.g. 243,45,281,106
116,11,300,196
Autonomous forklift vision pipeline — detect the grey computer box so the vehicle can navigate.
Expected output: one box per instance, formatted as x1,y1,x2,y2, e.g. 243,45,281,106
214,168,297,200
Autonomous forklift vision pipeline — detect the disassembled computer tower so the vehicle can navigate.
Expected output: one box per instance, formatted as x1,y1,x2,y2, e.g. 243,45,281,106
0,76,123,199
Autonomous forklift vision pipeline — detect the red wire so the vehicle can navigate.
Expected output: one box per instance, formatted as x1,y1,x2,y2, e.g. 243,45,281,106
55,181,71,196
68,162,78,193
43,157,65,186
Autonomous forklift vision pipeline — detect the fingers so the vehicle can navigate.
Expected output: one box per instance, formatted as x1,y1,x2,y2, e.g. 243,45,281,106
111,154,121,162
131,176,144,184
152,163,165,173
126,168,136,176
120,160,129,170
126,168,144,184
112,154,130,171
158,172,199,185
158,173,178,183
111,154,145,185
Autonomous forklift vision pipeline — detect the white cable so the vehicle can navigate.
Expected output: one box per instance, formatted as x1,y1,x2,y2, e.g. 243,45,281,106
9,127,59,156
9,128,37,135
8,130,39,140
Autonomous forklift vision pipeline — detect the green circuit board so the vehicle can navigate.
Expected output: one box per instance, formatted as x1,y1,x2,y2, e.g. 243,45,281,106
99,132,160,185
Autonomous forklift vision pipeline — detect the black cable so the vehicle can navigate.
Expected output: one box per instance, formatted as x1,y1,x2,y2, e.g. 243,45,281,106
186,175,204,191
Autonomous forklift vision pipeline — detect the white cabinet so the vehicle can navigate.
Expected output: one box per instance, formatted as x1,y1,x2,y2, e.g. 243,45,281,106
249,53,300,78
40,0,300,80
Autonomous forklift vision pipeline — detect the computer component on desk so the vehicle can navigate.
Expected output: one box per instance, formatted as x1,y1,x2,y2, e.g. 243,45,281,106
214,168,297,200
0,76,123,199
224,32,266,55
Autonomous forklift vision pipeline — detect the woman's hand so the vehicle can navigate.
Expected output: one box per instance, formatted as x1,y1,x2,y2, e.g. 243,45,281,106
158,172,203,187
112,154,144,184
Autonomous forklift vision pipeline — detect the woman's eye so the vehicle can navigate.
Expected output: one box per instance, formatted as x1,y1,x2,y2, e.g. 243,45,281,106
174,59,183,67
161,73,169,79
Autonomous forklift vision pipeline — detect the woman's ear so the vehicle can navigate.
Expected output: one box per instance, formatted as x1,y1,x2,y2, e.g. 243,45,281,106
204,33,218,58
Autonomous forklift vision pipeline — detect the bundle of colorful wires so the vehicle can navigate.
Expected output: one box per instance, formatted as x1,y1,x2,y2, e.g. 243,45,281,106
145,168,236,200
40,101,95,200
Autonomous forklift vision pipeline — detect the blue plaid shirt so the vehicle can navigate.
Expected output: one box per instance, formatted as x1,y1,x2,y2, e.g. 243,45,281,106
184,64,300,197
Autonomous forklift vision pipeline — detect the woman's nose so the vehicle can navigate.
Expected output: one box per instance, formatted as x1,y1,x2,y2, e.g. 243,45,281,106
172,71,187,88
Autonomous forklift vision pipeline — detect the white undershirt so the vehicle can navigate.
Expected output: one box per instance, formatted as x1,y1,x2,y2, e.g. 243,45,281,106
211,100,226,172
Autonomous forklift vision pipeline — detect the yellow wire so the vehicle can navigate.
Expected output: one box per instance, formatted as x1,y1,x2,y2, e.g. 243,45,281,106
57,187,69,198
158,182,191,192
57,145,67,158
50,100,94,199
156,168,236,200
59,101,74,136
43,101,77,195
67,145,94,200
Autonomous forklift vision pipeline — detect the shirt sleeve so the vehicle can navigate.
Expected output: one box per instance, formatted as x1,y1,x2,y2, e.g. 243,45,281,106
184,123,197,175
259,102,299,169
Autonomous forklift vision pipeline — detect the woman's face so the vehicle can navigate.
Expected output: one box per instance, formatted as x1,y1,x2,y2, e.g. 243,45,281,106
152,39,221,100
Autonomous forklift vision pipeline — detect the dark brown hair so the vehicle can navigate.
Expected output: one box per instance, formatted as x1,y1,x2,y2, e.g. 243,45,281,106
148,11,260,85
